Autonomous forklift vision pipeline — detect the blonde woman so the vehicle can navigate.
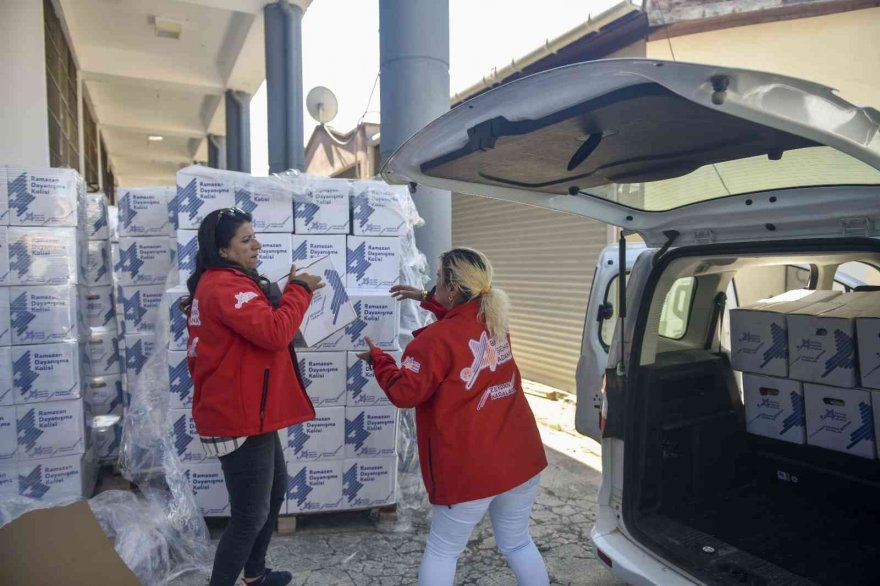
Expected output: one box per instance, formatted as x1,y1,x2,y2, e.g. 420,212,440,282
357,248,549,585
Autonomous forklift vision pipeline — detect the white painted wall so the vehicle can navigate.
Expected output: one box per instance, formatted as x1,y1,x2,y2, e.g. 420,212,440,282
0,0,50,167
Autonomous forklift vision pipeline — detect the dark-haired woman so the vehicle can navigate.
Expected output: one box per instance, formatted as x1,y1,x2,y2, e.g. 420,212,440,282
181,207,323,586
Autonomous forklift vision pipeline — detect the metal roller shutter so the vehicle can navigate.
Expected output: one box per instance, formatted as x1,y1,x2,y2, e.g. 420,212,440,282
451,193,609,393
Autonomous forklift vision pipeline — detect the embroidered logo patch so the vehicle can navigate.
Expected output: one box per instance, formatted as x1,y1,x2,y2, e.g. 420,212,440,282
188,299,201,326
402,356,421,373
460,332,513,390
234,291,258,309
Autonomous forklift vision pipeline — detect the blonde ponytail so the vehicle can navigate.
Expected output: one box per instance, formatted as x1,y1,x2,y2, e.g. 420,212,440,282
440,247,510,339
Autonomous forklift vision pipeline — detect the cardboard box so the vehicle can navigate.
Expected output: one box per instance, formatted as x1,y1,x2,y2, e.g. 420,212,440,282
291,234,346,269
256,233,292,283
344,405,398,459
116,187,173,237
804,383,875,459
176,230,198,287
297,256,357,347
117,284,166,334
788,292,877,388
0,226,8,285
167,350,194,409
83,374,127,417
115,237,173,286
84,327,123,377
294,179,351,234
86,192,110,240
0,347,11,406
0,460,15,497
167,286,190,351
124,333,159,382
175,166,236,231
0,500,141,585
7,227,82,285
4,166,80,227
15,452,96,502
0,286,9,346
284,459,344,513
742,374,806,444
347,351,401,407
351,182,410,237
12,342,82,404
83,285,116,330
15,399,85,460
91,414,123,461
8,285,79,346
346,236,401,290
284,406,345,462
0,405,16,459
342,290,399,351
186,461,230,517
170,408,212,464
86,239,113,287
297,352,346,407
341,457,396,509
857,315,880,389
730,290,840,377
235,176,294,233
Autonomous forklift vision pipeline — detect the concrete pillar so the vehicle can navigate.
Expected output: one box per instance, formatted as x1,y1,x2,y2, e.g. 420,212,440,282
207,134,227,170
0,0,50,167
379,0,451,282
225,90,251,173
264,1,306,173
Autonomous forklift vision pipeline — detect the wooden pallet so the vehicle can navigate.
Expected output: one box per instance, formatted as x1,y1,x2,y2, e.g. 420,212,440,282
276,503,398,535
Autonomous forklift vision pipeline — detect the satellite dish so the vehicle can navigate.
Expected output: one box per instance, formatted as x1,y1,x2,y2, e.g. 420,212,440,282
306,86,338,124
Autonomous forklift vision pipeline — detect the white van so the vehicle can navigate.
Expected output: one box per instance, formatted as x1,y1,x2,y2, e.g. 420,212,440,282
382,60,880,586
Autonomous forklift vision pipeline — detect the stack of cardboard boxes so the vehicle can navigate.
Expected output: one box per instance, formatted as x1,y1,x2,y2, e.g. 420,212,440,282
0,166,97,502
166,167,409,517
731,289,880,459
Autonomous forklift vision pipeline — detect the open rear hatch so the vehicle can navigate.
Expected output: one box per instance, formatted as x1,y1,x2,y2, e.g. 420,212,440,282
381,59,880,245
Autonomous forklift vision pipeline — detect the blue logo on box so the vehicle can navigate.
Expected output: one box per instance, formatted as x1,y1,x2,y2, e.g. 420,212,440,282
13,351,39,396
288,424,310,456
235,189,258,215
9,241,31,279
352,194,376,230
348,361,369,400
345,412,370,451
761,323,787,368
347,243,371,282
291,241,308,262
125,338,150,376
7,172,34,222
173,413,194,456
298,358,312,391
118,192,138,229
780,391,805,436
168,357,192,404
93,206,108,235
177,179,204,223
324,269,348,325
106,337,122,372
19,464,50,499
10,292,36,337
286,467,313,506
848,402,875,450
823,330,855,379
121,291,149,329
17,408,43,451
295,202,320,225
346,302,367,342
342,463,363,503
170,302,188,346
178,236,198,273
115,242,145,279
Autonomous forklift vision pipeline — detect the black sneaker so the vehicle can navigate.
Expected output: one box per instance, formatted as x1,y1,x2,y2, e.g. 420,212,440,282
242,568,293,586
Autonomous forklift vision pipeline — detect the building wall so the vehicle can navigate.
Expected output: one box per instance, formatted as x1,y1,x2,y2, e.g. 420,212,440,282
0,0,50,167
647,7,880,108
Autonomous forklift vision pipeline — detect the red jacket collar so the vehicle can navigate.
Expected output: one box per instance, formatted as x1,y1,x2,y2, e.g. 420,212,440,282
413,299,480,337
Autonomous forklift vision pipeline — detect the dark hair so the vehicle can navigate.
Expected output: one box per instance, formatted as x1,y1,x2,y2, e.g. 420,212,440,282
179,208,267,314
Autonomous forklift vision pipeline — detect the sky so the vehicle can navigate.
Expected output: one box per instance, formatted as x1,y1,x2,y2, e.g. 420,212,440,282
250,0,621,175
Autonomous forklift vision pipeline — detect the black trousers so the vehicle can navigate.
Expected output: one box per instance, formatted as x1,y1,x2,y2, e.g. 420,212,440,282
209,432,287,586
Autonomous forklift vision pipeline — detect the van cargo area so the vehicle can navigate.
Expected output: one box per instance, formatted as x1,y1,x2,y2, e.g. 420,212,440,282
623,245,880,586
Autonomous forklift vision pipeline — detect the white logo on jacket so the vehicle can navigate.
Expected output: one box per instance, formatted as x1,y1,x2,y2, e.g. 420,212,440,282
460,331,513,390
402,356,421,373
477,373,518,411
234,291,259,309
189,299,201,326
187,337,199,358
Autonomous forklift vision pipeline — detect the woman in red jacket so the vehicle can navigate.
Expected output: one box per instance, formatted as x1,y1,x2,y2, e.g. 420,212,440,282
357,247,549,585
181,207,323,586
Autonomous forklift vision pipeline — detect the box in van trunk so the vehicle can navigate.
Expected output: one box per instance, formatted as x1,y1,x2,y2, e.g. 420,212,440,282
804,383,875,459
788,292,878,388
857,316,880,389
730,290,840,377
742,374,805,445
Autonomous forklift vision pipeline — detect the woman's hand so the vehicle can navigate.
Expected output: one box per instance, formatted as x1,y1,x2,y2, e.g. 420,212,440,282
390,284,426,302
289,264,325,292
355,336,378,363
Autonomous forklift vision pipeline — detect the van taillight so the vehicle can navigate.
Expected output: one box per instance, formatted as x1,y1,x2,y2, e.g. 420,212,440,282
599,374,608,433
597,547,613,568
